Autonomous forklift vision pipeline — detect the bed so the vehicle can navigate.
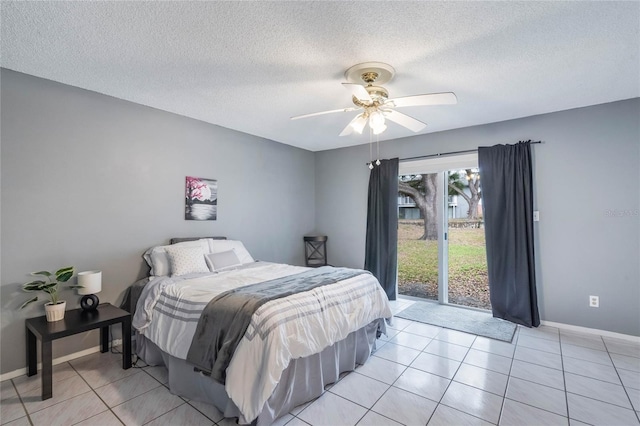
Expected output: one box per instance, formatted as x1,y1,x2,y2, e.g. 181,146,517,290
130,237,393,425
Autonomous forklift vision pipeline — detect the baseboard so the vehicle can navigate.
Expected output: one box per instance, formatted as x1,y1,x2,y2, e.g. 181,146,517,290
540,321,640,343
0,338,123,382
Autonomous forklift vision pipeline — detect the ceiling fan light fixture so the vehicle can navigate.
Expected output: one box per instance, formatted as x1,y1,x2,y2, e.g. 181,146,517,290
350,114,368,134
292,62,454,140
369,110,386,134
369,110,384,127
372,123,387,135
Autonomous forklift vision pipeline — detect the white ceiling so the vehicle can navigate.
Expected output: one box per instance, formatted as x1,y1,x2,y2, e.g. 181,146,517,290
2,1,638,152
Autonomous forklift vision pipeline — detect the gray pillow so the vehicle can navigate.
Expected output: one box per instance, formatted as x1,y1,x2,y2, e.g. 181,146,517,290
206,250,242,271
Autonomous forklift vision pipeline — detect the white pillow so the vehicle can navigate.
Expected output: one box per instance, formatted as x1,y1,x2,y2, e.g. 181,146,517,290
165,245,209,277
208,240,255,264
205,250,242,271
143,239,209,276
150,252,172,277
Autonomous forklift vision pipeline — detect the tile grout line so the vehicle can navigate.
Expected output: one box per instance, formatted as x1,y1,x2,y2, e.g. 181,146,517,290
305,375,374,426
14,362,99,423
137,366,192,426
9,375,34,426
291,370,354,422
67,359,125,425
603,338,640,424
560,339,640,410
140,401,189,425
425,333,484,425
406,329,460,425
322,325,472,425
185,398,225,424
96,346,188,424
559,329,571,423
300,326,515,424
502,327,581,423
435,327,522,424
369,346,435,425
496,326,519,425
108,383,171,422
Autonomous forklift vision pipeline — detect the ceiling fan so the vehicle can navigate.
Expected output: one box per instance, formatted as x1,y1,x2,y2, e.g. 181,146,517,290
291,62,457,137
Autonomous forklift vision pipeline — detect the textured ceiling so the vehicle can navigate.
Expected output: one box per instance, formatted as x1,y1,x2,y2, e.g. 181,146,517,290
2,1,639,152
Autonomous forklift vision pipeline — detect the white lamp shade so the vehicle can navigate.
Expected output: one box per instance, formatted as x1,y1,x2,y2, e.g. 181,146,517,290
77,270,102,295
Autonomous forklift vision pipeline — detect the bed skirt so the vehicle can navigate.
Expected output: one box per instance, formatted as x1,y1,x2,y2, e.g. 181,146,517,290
137,318,385,426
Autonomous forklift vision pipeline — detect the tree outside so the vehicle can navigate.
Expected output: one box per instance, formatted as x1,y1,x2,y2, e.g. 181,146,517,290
449,169,481,220
398,169,482,239
397,170,490,310
398,173,438,240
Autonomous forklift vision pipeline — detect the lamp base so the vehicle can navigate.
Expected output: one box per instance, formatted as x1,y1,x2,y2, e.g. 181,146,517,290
80,294,100,311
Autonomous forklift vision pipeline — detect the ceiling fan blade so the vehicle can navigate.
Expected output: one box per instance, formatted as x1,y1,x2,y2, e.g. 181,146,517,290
339,114,367,136
342,83,372,103
387,92,457,108
291,107,358,120
385,110,427,132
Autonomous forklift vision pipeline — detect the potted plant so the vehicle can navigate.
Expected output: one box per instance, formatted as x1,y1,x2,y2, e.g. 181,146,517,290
21,266,76,322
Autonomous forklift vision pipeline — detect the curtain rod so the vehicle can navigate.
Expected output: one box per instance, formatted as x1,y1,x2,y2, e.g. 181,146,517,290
399,140,542,163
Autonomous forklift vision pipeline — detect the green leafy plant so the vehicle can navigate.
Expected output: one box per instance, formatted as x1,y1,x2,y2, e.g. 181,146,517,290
21,266,76,309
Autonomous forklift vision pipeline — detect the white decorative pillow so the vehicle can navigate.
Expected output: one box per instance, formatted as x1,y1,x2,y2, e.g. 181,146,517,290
143,239,209,276
165,245,210,277
150,252,172,277
205,250,242,271
208,240,255,264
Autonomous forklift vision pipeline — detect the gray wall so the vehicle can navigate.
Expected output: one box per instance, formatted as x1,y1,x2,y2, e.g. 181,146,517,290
1,68,638,376
0,69,316,374
316,98,640,336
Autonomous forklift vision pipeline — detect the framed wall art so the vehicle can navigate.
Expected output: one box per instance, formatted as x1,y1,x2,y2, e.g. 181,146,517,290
185,176,217,220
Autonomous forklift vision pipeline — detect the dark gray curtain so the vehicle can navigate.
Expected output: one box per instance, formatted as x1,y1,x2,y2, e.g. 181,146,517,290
364,158,399,301
478,142,540,327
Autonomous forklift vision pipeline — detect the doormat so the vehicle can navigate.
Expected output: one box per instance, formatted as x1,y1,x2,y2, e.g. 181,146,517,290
396,301,516,342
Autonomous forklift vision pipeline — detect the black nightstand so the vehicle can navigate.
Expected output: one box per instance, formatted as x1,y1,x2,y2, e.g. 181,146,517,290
25,303,132,400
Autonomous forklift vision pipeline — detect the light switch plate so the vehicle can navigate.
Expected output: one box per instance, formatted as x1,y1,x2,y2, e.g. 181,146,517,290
533,211,539,222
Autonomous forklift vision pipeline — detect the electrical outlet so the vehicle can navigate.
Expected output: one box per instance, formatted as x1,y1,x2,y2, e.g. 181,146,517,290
589,295,599,308
533,211,540,222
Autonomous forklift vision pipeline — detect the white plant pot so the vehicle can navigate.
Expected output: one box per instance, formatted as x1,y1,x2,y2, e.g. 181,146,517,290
44,300,66,322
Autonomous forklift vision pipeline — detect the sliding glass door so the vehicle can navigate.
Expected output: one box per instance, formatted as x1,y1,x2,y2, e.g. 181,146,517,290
398,173,440,302
397,155,490,310
444,168,490,309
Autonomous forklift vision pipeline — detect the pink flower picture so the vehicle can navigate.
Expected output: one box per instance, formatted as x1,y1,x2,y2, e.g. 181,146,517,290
185,176,217,220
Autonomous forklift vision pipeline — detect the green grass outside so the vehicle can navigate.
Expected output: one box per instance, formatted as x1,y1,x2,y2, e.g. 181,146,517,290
397,223,490,309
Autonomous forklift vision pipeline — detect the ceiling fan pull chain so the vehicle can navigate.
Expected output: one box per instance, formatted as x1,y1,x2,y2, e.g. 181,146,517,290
368,126,374,169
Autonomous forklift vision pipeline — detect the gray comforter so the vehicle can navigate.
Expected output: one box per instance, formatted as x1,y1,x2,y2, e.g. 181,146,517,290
186,266,368,383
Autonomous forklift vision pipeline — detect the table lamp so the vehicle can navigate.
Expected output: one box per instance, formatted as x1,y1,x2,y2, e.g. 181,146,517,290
77,270,102,311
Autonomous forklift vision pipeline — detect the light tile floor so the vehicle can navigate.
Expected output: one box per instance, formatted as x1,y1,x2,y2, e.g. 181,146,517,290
2,298,639,426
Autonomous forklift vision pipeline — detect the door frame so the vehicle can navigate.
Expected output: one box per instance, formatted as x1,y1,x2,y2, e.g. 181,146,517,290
398,153,481,307
437,171,449,305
